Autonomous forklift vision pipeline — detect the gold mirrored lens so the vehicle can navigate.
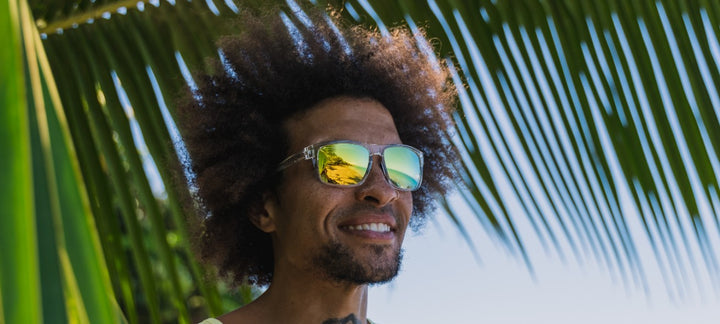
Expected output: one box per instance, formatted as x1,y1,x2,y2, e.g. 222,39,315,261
384,146,422,190
317,143,369,185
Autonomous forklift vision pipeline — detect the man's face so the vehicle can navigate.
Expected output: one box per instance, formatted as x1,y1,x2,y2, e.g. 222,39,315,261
262,96,412,285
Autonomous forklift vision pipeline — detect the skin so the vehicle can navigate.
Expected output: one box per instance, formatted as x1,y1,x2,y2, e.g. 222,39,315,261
218,97,413,324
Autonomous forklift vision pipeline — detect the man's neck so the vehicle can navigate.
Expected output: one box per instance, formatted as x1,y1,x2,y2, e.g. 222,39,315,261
219,270,369,324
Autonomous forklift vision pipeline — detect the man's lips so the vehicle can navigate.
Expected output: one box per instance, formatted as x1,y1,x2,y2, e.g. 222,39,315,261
341,222,392,233
337,214,398,239
338,213,397,231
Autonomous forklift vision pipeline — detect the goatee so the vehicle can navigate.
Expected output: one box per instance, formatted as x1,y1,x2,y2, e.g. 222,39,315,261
313,240,403,285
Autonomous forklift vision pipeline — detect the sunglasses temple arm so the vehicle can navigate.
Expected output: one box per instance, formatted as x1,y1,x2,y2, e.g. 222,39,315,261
276,146,315,171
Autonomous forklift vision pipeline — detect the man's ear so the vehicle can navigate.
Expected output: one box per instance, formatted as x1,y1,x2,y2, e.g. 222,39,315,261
249,191,278,233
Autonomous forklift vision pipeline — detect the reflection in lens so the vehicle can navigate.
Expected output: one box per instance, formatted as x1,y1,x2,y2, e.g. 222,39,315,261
384,146,421,190
318,143,369,185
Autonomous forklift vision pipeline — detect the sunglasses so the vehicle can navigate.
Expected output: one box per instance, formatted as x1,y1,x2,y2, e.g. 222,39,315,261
277,140,424,191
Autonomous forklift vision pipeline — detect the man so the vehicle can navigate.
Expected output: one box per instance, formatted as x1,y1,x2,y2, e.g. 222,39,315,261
178,5,459,324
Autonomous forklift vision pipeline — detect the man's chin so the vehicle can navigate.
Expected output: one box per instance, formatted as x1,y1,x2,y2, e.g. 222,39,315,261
364,267,401,286
313,241,404,285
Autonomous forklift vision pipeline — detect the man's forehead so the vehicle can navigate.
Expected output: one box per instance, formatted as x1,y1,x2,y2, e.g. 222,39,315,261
283,97,401,150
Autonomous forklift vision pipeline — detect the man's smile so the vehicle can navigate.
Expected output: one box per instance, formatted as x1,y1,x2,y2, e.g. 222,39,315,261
336,210,401,241
341,223,392,233
338,222,397,241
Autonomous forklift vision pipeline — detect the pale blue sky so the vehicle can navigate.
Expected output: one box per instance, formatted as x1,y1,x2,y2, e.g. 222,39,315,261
369,192,720,324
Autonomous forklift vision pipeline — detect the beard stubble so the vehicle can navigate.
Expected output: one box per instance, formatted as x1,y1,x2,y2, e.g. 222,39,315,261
312,239,404,285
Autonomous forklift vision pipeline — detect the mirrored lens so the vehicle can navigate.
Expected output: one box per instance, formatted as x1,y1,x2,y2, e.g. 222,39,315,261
384,146,422,190
317,143,369,185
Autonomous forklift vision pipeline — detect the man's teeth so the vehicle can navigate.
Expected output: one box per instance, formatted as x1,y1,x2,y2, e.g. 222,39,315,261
344,223,391,232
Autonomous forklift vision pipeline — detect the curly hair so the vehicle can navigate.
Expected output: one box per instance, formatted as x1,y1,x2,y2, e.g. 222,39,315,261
176,6,459,287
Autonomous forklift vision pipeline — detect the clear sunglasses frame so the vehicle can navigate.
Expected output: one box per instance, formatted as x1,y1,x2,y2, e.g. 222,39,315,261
276,140,424,191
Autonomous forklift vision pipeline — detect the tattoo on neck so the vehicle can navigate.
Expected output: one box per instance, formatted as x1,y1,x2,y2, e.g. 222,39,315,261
322,313,362,324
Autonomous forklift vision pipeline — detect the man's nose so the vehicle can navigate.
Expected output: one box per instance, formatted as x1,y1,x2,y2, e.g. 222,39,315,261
355,156,398,206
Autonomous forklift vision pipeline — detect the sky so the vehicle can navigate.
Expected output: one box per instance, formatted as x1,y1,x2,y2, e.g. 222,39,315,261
368,192,720,324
